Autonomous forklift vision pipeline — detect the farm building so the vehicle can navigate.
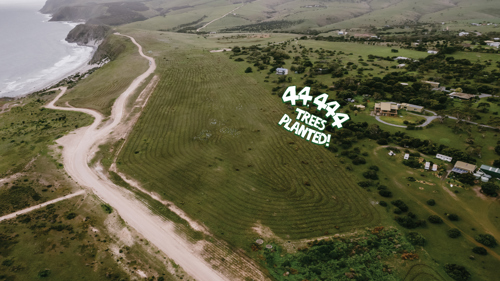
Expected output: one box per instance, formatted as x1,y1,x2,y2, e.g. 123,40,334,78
436,154,452,162
404,153,409,160
374,102,400,117
479,165,500,178
459,32,469,36
486,41,500,48
397,63,406,68
474,170,491,182
400,83,409,86
354,104,366,110
388,150,396,156
432,164,438,171
401,103,424,113
449,92,476,100
425,162,430,170
452,161,476,174
422,81,440,88
276,68,288,75
427,50,438,54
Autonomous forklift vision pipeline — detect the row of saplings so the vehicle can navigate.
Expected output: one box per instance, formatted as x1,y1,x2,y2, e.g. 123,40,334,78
378,198,496,281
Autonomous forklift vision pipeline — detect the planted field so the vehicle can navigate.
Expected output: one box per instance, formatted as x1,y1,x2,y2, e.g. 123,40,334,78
116,45,380,248
56,35,149,116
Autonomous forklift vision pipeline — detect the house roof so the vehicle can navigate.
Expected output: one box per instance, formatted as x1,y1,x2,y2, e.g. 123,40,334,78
480,165,500,176
454,161,476,172
449,92,475,99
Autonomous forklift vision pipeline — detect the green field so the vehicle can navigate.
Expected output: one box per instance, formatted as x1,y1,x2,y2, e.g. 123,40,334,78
115,31,381,252
380,111,426,126
56,35,149,116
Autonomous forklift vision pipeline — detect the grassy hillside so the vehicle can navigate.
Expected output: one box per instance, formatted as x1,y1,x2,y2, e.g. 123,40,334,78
115,32,381,251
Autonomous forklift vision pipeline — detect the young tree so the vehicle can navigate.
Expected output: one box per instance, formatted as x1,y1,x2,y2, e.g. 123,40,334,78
481,182,499,197
245,67,253,73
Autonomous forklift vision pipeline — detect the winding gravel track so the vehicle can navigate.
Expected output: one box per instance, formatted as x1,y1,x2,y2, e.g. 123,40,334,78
46,34,228,281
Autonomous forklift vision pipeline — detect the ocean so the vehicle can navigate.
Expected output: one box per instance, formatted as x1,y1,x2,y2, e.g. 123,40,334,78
0,1,94,98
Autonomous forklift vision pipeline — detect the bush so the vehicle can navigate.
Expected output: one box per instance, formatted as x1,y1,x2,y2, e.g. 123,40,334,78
369,165,379,171
481,182,499,197
352,157,366,165
472,246,487,255
38,269,51,278
474,234,497,247
407,177,416,182
391,200,409,212
403,159,420,168
395,215,425,229
376,139,388,145
101,204,113,214
447,214,459,221
393,208,402,214
65,212,77,220
444,264,470,281
407,231,426,246
428,215,443,224
357,181,374,188
457,173,475,186
245,67,253,73
363,170,378,180
448,228,461,238
379,190,392,198
426,199,436,206
379,201,387,207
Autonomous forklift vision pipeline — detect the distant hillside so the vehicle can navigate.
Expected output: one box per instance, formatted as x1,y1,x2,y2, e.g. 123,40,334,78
40,0,500,30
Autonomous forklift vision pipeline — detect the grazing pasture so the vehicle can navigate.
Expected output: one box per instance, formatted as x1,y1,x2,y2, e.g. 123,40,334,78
116,33,381,249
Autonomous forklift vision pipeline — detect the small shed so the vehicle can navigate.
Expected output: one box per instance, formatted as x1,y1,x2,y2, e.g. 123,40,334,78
480,165,500,178
276,68,288,75
354,104,366,110
388,151,395,156
425,162,430,170
432,164,438,171
404,153,409,160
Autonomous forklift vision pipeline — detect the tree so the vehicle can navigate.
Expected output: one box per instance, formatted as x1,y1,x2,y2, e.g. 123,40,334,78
379,190,392,197
472,246,487,255
474,234,497,247
448,228,461,238
447,214,459,221
245,67,253,73
481,182,499,197
457,173,475,185
428,215,443,224
444,264,470,281
426,199,436,206
407,231,426,246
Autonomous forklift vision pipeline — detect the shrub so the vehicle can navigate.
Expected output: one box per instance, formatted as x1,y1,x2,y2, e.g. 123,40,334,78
407,177,416,182
379,190,392,198
407,231,426,246
395,216,424,229
38,269,51,278
426,199,436,206
444,264,470,281
393,208,402,214
245,67,253,73
101,204,113,214
379,201,387,207
428,215,443,224
352,157,366,165
447,214,459,221
391,200,409,212
474,234,497,247
65,212,77,220
481,182,499,197
457,173,475,186
376,139,388,145
369,165,379,171
357,181,374,188
472,246,487,255
448,228,461,238
363,170,378,180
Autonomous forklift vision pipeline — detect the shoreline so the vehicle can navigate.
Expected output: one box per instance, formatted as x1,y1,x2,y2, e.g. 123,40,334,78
0,12,101,99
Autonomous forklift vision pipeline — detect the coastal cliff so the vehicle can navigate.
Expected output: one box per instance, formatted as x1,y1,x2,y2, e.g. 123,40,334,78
65,24,111,45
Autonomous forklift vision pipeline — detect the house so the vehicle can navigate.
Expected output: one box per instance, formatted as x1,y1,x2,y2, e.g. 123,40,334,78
388,150,395,156
436,154,452,162
479,165,500,178
425,162,430,170
432,164,438,171
486,42,500,48
449,92,476,100
276,68,288,75
394,56,410,61
400,83,409,86
374,102,400,117
397,63,406,68
452,161,476,174
459,32,469,36
422,81,440,88
404,153,409,160
354,104,366,110
401,103,424,113
427,50,438,54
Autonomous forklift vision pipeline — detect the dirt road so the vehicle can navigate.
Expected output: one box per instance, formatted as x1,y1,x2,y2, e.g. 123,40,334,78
0,190,86,222
46,34,229,281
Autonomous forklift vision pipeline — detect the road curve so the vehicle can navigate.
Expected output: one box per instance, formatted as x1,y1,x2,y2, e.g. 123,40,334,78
46,34,228,281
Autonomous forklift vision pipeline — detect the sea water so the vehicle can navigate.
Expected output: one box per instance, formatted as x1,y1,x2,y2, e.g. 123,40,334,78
0,0,93,98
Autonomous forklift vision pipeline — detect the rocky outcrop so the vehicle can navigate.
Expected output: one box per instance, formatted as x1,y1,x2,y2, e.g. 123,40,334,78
65,24,111,45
